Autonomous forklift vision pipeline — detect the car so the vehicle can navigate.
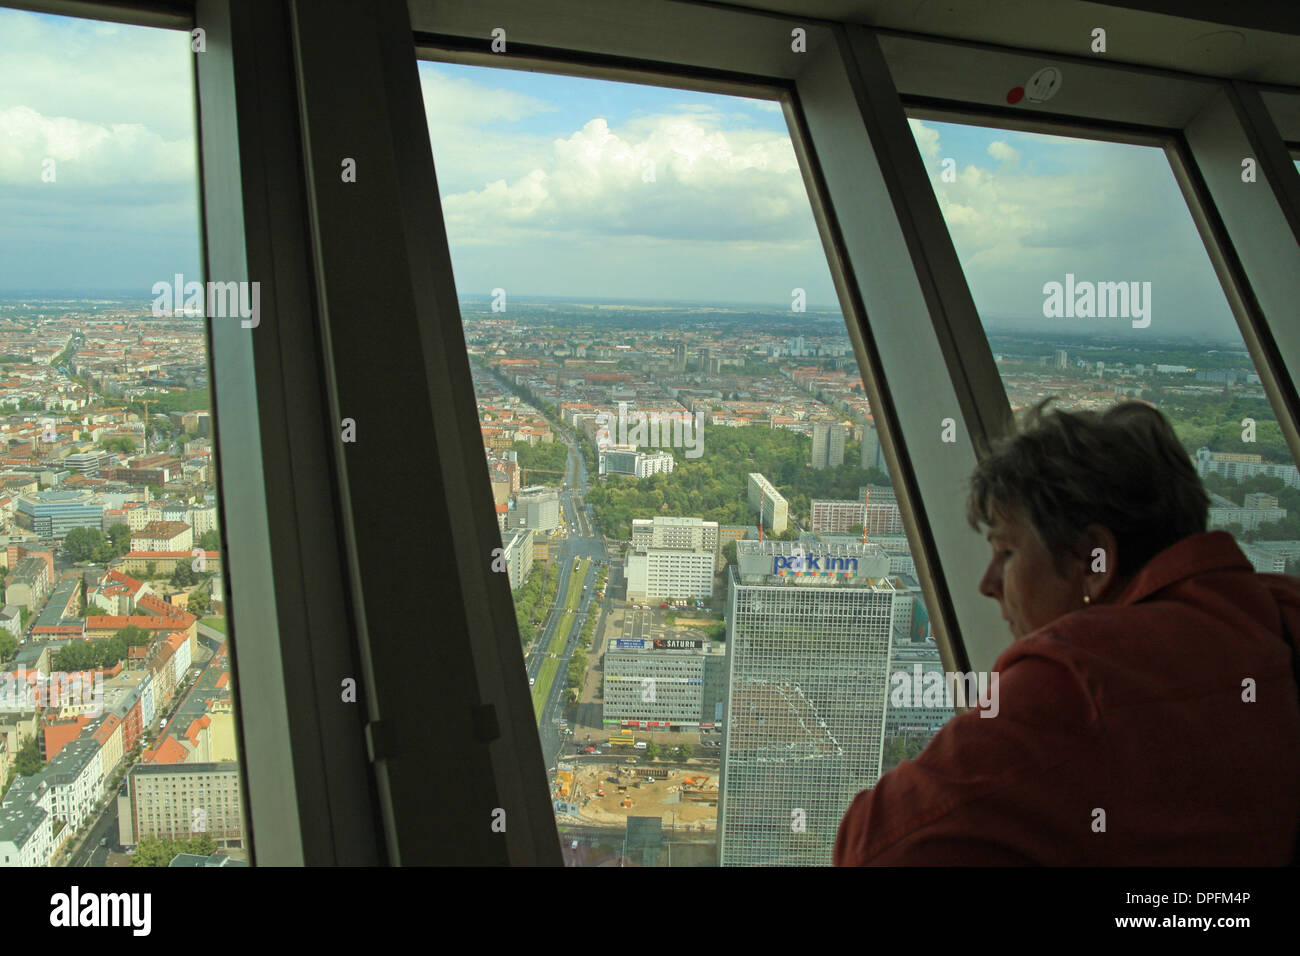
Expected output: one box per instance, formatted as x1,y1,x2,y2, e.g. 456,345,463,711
660,603,669,608
529,677,535,686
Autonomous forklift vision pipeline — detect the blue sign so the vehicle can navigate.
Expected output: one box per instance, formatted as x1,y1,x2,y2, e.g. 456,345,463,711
615,639,646,649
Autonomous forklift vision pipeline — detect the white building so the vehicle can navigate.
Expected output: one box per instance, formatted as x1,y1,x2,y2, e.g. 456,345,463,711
1207,491,1286,532
631,516,719,553
0,774,54,867
44,737,104,836
746,473,788,535
500,527,534,590
513,487,560,532
1194,447,1300,489
602,637,728,729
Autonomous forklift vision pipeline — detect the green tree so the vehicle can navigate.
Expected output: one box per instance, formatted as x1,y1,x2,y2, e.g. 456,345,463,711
100,436,136,455
643,741,659,761
131,836,179,867
14,736,43,776
679,743,694,761
144,561,157,579
106,523,132,554
117,624,152,647
0,631,15,663
187,590,210,617
64,526,105,562
198,530,220,552
171,563,197,587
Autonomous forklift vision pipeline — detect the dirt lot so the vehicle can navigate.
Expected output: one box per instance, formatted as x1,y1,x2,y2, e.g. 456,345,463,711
575,764,717,831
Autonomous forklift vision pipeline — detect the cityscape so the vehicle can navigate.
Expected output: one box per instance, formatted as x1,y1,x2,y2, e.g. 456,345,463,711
0,291,1294,867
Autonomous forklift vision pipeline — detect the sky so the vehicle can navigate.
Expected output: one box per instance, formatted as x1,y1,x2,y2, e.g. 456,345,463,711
0,7,1292,344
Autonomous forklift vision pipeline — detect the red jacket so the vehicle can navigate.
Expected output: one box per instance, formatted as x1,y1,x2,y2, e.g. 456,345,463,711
834,531,1300,865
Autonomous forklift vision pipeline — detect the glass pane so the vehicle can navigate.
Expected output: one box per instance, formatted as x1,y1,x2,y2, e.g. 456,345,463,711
422,62,956,866
0,9,248,867
912,118,1300,579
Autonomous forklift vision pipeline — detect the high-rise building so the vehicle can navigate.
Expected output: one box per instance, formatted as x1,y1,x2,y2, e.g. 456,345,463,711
1053,349,1069,369
718,538,905,866
860,422,883,471
811,422,846,469
746,473,788,535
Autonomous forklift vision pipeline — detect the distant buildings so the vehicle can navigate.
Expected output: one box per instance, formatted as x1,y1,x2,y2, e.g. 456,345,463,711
602,637,728,729
1207,491,1286,532
811,422,846,469
118,762,243,848
15,491,102,538
1195,447,1300,489
746,473,788,535
860,422,883,471
1239,539,1300,573
499,527,534,590
861,485,904,535
624,517,718,603
512,487,560,533
599,447,676,478
810,499,866,535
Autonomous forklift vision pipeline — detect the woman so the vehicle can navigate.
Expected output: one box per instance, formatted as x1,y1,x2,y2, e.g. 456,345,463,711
834,398,1300,865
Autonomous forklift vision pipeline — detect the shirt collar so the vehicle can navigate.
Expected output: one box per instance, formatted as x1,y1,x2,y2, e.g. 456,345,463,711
1110,531,1252,606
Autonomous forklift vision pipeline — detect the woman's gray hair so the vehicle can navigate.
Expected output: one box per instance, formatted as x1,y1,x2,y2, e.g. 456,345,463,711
966,397,1209,579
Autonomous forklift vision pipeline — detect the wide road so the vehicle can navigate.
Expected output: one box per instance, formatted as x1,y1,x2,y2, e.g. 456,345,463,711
528,428,609,771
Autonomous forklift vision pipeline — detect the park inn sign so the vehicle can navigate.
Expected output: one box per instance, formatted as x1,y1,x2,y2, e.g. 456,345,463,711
772,552,858,577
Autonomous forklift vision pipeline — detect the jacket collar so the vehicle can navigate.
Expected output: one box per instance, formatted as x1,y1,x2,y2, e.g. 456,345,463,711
1110,531,1253,606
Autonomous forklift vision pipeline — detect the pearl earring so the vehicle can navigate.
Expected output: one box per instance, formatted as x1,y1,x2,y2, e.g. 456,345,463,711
1083,594,1091,604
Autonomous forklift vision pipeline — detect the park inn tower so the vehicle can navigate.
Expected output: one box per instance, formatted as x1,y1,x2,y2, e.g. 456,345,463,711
719,538,902,866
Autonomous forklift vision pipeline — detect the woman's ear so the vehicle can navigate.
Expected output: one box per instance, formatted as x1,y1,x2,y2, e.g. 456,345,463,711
1080,523,1120,601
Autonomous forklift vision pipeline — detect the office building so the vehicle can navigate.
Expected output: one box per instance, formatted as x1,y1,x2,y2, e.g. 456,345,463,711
718,538,906,866
602,637,728,728
513,487,560,532
118,761,244,848
15,491,103,539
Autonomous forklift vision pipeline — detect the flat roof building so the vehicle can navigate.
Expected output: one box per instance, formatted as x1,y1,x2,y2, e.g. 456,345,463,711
718,538,909,866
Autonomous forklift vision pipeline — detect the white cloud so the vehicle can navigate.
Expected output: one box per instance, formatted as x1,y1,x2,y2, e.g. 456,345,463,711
440,112,808,244
986,140,1020,164
0,106,195,185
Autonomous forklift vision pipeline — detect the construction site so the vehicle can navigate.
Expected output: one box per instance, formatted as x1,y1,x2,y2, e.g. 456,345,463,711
554,762,719,832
